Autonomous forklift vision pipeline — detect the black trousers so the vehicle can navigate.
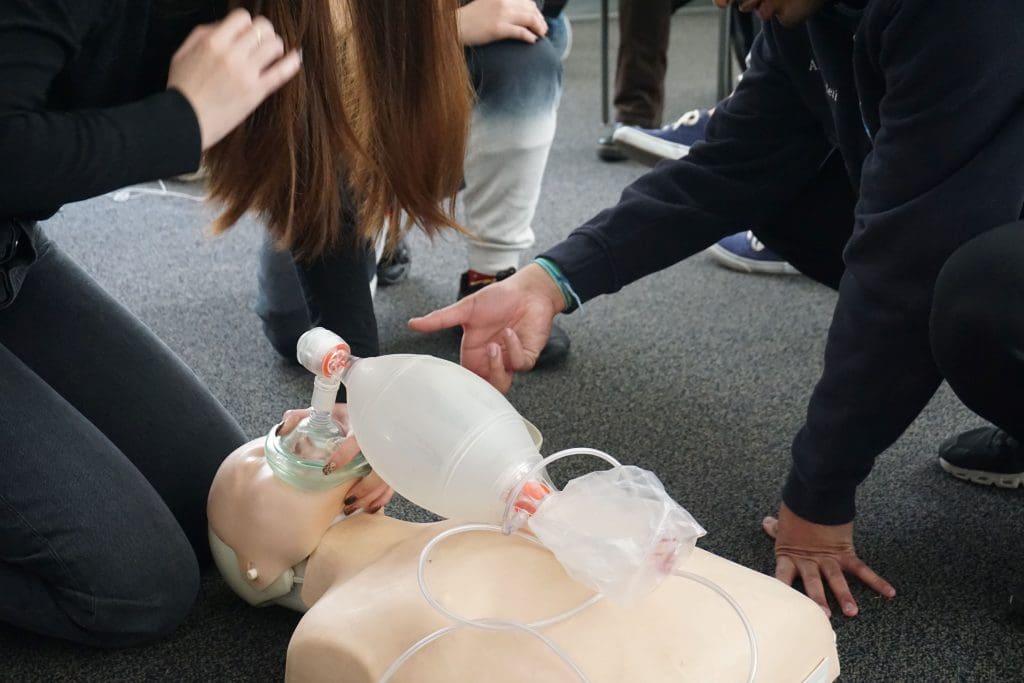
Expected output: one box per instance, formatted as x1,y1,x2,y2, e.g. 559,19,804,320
0,226,246,646
614,1,759,127
755,153,1024,442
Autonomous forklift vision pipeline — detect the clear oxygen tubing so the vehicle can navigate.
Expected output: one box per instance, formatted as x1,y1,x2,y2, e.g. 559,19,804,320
673,568,759,683
106,179,206,203
377,447,760,683
376,523,599,683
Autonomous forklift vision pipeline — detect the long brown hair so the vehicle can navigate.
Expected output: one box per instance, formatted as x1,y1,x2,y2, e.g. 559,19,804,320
204,0,472,259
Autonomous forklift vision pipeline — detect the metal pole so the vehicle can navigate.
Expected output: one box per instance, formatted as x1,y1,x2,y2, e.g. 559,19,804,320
716,5,732,102
601,0,610,123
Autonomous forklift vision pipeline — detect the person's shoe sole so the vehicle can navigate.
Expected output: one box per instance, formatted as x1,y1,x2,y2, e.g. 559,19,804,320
612,127,691,168
938,457,1024,488
705,244,801,275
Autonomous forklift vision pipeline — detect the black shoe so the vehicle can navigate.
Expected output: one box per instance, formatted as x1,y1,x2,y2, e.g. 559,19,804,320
457,267,571,367
596,123,627,162
376,238,411,286
938,427,1024,488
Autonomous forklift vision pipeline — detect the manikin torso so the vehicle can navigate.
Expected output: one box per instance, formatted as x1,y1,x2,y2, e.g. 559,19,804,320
209,439,840,683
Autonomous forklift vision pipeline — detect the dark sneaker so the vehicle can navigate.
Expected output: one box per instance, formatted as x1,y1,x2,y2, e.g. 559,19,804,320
938,427,1024,488
377,238,411,286
612,109,711,167
596,123,628,162
705,231,800,275
458,268,570,367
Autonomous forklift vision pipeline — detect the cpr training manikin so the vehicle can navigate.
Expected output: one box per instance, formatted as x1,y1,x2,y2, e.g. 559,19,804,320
207,328,841,682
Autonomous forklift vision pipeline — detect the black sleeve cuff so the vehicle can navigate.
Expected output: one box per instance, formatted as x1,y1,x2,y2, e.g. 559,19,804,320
140,89,203,179
537,230,619,306
781,466,857,526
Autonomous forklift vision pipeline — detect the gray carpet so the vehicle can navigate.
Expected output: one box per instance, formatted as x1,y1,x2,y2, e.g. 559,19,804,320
2,10,1021,682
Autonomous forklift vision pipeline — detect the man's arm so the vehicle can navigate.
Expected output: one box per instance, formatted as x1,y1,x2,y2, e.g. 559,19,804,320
784,0,1024,525
541,24,833,301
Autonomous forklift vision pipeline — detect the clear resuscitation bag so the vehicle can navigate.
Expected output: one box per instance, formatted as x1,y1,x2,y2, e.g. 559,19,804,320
528,465,707,605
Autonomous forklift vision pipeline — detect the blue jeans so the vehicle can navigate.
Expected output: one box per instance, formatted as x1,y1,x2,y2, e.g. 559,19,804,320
0,226,246,646
256,17,568,366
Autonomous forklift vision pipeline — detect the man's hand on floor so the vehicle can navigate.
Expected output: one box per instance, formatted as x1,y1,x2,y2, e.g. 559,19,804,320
763,502,896,618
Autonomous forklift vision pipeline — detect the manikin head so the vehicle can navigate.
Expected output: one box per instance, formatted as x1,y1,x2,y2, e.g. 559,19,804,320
207,420,545,609
207,438,358,608
714,0,829,26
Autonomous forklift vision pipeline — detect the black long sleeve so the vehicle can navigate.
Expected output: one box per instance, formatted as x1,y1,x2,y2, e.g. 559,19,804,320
0,0,208,220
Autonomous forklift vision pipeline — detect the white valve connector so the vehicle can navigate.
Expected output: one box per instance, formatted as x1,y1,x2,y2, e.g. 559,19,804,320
296,328,351,379
296,328,353,415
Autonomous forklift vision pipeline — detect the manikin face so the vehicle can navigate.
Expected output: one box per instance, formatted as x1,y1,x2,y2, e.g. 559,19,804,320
714,0,828,26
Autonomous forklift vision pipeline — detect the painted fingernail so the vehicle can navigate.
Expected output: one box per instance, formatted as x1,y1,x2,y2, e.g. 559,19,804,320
343,506,356,516
344,495,357,506
322,461,338,476
368,505,382,514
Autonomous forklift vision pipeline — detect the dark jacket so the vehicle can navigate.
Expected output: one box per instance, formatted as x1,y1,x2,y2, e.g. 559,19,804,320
542,0,1024,524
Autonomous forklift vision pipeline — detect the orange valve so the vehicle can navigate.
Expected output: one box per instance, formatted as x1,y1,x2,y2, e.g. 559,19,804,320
321,343,351,377
513,480,552,516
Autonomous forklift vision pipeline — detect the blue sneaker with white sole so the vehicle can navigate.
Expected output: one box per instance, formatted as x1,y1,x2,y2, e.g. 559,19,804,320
612,109,711,167
706,231,800,275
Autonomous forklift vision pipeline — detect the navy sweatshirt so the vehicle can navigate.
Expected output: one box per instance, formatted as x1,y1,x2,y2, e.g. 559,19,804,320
541,0,1024,524
0,1,222,221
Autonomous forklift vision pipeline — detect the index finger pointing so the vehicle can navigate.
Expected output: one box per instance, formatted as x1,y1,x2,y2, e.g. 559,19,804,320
409,300,471,334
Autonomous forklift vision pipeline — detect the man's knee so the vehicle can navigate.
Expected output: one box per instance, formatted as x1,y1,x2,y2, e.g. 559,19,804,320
931,221,1024,384
469,37,561,116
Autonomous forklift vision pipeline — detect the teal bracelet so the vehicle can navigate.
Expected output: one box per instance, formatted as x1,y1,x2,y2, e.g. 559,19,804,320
533,257,582,314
